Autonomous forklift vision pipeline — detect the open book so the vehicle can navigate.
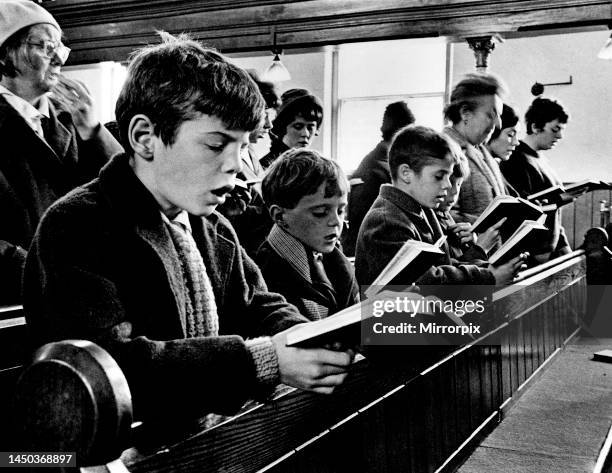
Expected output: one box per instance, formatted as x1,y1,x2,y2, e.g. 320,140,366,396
489,214,548,266
470,195,544,241
363,236,446,299
285,290,464,347
527,179,612,204
285,294,386,347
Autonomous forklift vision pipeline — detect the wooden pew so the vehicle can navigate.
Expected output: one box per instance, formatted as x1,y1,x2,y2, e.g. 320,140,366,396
12,340,133,470
0,305,27,449
117,250,589,473
8,229,608,472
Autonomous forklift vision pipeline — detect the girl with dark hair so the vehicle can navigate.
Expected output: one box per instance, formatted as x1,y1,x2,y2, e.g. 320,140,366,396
486,103,520,161
260,88,323,169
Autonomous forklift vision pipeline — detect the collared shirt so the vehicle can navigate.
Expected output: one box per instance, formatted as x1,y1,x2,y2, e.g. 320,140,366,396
267,223,313,284
0,84,50,137
160,209,192,233
266,224,332,320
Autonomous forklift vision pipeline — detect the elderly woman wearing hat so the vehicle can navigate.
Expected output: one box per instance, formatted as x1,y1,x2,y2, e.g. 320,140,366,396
443,73,510,224
0,0,122,304
260,88,323,169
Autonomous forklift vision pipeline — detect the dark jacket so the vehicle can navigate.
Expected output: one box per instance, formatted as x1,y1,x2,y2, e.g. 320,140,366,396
342,141,391,257
0,96,122,304
256,238,359,321
219,148,272,257
436,210,489,263
260,133,289,170
499,141,570,257
23,153,306,422
354,185,495,287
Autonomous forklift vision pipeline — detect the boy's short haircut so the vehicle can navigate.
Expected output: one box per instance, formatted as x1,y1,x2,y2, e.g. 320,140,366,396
525,97,569,135
444,72,507,124
247,70,281,110
271,88,323,139
115,32,264,153
388,125,453,180
489,103,519,141
262,148,348,209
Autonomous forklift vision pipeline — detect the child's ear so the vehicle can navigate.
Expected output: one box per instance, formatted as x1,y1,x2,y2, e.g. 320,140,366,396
397,163,414,185
530,123,542,134
269,205,288,228
128,114,155,160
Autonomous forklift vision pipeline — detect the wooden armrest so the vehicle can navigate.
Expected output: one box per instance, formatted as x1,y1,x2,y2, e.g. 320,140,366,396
13,340,133,467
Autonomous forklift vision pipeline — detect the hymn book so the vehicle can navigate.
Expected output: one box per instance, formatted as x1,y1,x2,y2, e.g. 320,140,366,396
470,195,544,241
593,349,612,363
285,295,381,347
363,236,446,299
284,290,460,347
489,214,548,266
527,179,612,206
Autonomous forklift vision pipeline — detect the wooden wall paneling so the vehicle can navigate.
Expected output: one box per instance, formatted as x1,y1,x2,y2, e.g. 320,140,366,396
561,199,577,249
572,193,594,250
437,357,460,460
360,403,390,473
39,0,612,65
535,305,546,369
467,346,484,432
382,383,415,473
510,317,523,395
452,349,473,452
498,324,514,400
477,345,493,426
118,256,587,473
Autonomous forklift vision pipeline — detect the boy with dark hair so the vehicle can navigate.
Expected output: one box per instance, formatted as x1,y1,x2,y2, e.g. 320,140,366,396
355,125,525,288
23,33,353,425
500,97,571,261
218,70,280,256
342,101,416,256
256,148,359,321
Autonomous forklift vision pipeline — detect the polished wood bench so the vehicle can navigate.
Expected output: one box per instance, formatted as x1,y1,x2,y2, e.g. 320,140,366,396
6,227,611,472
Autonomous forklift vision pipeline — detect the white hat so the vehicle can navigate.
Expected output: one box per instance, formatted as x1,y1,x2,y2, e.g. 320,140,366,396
0,0,60,48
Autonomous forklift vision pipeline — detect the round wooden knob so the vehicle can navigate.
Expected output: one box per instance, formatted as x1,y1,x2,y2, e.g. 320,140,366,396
13,340,133,466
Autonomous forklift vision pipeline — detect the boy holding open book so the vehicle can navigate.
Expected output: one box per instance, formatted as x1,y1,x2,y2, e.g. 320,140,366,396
256,148,359,321
355,125,526,288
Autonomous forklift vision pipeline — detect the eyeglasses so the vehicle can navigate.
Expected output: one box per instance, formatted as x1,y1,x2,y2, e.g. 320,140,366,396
26,40,71,64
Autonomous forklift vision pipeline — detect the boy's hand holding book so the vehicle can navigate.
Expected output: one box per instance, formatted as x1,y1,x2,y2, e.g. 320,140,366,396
488,252,529,286
475,217,506,254
448,221,476,246
272,326,355,394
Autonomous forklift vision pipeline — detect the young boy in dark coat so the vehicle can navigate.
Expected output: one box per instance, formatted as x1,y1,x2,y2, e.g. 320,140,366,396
256,149,359,321
23,33,354,426
355,125,525,288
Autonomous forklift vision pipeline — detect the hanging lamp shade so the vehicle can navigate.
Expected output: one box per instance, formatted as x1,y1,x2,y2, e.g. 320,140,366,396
598,33,612,59
262,50,291,82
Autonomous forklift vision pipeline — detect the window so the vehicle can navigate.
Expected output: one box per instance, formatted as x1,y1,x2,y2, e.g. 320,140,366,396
336,38,447,174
